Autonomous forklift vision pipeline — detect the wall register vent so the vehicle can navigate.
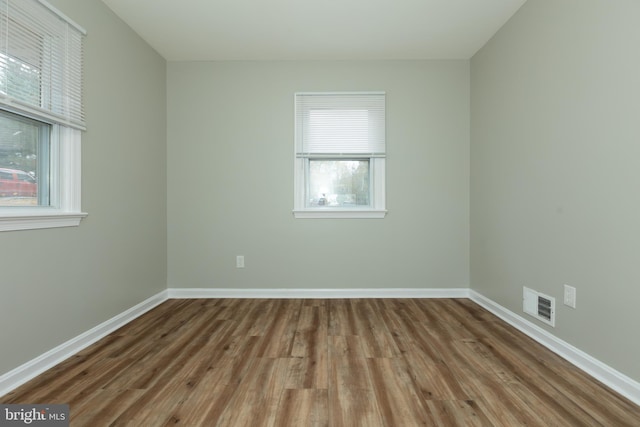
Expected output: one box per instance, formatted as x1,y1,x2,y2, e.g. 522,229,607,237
523,287,555,327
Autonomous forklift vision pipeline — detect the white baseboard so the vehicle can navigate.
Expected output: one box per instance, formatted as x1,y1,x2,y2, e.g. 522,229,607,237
167,287,470,299
469,290,640,407
0,290,169,397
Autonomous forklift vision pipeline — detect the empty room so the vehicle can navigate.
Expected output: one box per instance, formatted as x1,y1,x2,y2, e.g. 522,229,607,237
1,0,639,425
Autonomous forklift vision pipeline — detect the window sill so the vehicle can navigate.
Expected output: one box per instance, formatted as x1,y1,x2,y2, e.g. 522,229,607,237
293,209,387,219
0,211,88,232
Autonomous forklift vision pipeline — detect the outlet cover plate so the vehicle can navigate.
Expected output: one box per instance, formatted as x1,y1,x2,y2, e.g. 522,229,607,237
564,284,576,308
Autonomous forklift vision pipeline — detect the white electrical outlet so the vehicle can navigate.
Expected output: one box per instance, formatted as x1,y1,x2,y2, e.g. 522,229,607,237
563,284,576,309
236,255,245,268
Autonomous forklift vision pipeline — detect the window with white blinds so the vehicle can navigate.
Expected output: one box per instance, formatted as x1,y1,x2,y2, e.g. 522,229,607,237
294,92,387,219
0,0,86,232
0,0,85,130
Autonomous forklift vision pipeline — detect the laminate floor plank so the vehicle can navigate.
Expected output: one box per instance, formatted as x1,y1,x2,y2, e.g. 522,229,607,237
273,389,329,427
214,357,290,427
327,299,359,336
423,399,494,427
365,357,434,425
352,300,401,358
402,351,470,401
254,300,302,358
327,387,384,427
328,335,367,358
2,298,639,426
72,389,145,427
291,305,328,359
285,356,327,390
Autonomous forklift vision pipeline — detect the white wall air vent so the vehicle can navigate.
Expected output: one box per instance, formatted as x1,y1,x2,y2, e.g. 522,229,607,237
523,287,555,327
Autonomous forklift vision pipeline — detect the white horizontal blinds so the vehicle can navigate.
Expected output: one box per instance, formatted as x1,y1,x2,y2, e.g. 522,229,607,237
0,0,85,129
296,92,385,158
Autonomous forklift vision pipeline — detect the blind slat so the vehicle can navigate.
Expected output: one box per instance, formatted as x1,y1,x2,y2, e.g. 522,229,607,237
0,0,85,129
295,93,385,156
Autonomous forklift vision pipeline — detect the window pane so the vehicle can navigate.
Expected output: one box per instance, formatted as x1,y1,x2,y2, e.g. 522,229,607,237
308,160,370,207
0,110,50,206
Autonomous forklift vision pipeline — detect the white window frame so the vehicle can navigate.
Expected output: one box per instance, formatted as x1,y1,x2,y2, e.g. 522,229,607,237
293,92,387,219
0,0,86,232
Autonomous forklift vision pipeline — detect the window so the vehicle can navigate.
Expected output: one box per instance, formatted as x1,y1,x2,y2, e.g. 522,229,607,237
0,110,50,206
294,92,387,219
0,0,86,231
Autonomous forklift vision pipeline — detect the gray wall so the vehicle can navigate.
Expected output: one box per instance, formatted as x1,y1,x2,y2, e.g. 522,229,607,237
471,0,640,381
0,0,167,375
167,61,470,290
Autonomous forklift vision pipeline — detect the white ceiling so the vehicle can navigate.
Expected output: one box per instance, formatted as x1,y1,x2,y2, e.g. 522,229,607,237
100,0,527,61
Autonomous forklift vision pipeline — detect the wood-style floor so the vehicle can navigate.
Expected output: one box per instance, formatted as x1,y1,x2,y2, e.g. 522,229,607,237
2,298,639,426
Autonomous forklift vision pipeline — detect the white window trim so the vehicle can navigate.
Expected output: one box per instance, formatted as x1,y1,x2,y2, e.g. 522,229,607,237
293,210,387,219
0,123,86,232
293,91,387,219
